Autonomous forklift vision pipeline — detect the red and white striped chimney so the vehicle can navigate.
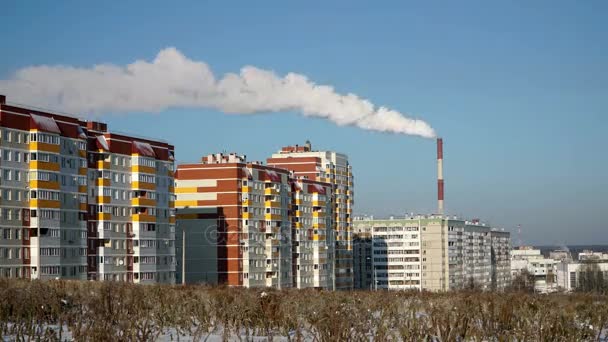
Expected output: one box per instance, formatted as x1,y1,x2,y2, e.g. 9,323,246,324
437,138,444,215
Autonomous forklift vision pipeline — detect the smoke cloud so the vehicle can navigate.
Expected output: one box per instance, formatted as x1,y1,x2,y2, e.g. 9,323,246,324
0,47,436,138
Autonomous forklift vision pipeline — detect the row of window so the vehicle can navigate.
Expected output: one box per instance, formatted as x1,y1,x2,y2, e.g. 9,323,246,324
373,226,420,232
30,133,60,145
0,129,28,144
373,249,420,255
1,169,24,182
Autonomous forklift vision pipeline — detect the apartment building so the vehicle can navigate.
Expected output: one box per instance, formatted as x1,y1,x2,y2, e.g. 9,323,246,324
490,230,511,290
511,247,558,292
175,153,334,289
352,215,511,291
85,127,176,284
267,141,354,290
291,178,335,289
0,95,176,283
176,154,290,287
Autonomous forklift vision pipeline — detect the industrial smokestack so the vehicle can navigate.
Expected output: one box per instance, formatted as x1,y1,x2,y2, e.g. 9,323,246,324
437,138,444,215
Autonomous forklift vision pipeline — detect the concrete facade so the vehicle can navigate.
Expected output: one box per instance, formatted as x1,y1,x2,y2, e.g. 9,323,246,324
353,216,511,291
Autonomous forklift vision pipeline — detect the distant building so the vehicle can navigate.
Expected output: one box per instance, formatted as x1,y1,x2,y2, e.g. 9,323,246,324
511,247,558,293
556,260,608,292
267,141,354,290
549,249,572,262
578,250,608,261
352,215,511,291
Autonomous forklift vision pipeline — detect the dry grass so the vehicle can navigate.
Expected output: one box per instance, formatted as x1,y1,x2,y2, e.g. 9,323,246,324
1,279,607,341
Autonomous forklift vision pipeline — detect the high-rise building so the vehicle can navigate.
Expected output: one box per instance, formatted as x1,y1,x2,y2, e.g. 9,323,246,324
175,153,334,289
0,95,176,282
353,215,511,291
267,141,354,290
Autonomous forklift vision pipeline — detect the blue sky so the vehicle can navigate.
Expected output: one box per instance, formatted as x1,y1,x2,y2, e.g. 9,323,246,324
1,1,606,244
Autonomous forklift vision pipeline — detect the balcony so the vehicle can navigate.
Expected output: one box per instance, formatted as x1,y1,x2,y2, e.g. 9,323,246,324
132,214,156,222
131,197,156,207
264,188,279,195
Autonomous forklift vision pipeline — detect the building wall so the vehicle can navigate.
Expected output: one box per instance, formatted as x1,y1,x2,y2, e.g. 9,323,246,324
292,179,334,289
421,219,447,291
353,216,511,292
353,233,372,290
556,261,608,292
490,231,511,290
175,207,219,285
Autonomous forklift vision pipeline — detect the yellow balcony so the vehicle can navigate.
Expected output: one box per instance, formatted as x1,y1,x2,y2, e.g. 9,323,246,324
97,213,112,220
78,185,88,193
241,186,250,193
242,212,250,219
79,203,88,211
313,212,324,218
131,197,156,207
78,167,87,175
29,142,60,153
97,178,110,187
264,188,279,195
29,161,60,172
97,160,110,169
132,181,156,190
132,165,156,174
169,216,176,224
29,199,60,209
264,200,281,208
29,180,60,190
313,223,326,229
168,185,175,193
97,196,111,204
132,214,156,222
264,213,282,221
312,200,326,207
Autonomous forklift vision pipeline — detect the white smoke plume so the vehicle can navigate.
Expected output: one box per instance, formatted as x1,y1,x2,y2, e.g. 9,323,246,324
0,47,436,138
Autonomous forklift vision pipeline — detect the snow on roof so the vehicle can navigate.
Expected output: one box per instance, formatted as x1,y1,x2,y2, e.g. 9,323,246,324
30,113,61,134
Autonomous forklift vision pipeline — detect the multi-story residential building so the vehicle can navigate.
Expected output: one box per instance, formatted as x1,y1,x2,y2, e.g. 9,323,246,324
490,230,511,290
352,215,511,292
175,153,334,289
0,95,176,283
176,154,293,288
291,177,334,289
267,141,354,290
85,127,176,284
